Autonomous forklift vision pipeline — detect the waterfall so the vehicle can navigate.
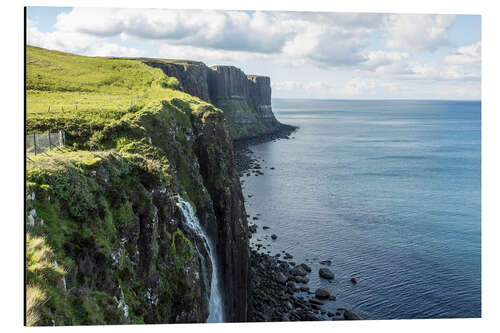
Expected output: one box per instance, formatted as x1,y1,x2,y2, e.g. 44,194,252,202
176,196,224,323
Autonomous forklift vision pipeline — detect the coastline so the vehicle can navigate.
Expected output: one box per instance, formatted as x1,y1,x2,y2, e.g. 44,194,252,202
234,128,361,322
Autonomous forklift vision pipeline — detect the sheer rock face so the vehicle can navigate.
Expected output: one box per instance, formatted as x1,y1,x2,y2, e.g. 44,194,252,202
144,61,281,140
144,61,212,102
191,110,250,322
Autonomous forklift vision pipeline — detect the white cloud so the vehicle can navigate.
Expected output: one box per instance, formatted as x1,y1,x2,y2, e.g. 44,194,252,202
27,18,143,57
158,43,273,62
445,41,481,65
54,8,294,54
272,80,335,92
361,50,413,74
384,14,456,52
47,8,387,69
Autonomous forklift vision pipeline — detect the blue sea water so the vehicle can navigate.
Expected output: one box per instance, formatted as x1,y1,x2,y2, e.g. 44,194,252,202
242,99,481,319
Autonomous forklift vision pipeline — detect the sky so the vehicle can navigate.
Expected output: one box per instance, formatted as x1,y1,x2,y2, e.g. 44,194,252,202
26,7,481,100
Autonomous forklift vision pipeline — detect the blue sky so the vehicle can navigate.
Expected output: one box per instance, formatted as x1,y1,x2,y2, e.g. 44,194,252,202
27,7,481,100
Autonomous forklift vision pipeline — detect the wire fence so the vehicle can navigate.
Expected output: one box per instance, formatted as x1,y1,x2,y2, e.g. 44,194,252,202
26,131,66,156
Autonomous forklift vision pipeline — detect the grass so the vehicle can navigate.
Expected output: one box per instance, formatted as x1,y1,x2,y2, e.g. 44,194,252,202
26,46,219,126
26,285,47,326
27,46,178,114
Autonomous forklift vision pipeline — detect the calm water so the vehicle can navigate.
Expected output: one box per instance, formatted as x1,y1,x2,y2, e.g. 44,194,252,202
242,99,481,319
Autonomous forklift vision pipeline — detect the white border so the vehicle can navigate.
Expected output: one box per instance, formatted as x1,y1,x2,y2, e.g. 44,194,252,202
2,1,498,332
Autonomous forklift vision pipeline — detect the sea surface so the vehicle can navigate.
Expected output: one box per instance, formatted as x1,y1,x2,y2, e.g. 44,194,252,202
241,99,481,319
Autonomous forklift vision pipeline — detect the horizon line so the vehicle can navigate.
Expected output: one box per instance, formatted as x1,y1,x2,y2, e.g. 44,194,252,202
272,97,482,102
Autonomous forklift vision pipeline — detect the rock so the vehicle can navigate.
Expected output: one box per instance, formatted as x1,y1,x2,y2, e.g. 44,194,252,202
249,224,258,233
294,276,305,283
299,263,312,272
276,272,287,284
271,234,278,240
319,268,334,280
291,266,307,276
262,226,270,230
309,298,324,306
315,288,330,299
310,303,321,310
252,216,259,220
329,295,337,301
344,310,361,320
300,286,310,292
351,277,358,284
327,312,334,317
284,253,293,260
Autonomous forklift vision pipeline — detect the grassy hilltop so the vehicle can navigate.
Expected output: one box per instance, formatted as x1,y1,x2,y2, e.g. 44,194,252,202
27,46,181,115
26,46,247,325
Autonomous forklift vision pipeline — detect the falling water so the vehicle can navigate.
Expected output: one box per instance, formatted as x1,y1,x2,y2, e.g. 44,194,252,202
176,196,224,323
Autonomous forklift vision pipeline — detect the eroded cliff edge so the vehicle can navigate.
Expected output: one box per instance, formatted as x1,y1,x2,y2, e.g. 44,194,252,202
26,46,250,325
144,61,296,142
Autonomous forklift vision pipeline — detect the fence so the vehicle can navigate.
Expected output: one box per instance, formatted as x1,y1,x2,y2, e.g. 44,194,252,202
26,131,65,156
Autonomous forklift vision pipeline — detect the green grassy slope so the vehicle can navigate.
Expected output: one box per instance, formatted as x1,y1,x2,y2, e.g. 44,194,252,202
27,46,181,115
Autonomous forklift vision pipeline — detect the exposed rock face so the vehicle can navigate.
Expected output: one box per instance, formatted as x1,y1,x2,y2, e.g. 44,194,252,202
143,61,290,141
191,107,250,322
144,61,211,102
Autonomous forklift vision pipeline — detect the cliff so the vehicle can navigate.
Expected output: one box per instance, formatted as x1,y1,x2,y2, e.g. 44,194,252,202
143,61,289,141
26,46,249,325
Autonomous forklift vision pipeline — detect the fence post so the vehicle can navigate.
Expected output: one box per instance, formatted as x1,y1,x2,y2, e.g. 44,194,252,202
33,133,37,155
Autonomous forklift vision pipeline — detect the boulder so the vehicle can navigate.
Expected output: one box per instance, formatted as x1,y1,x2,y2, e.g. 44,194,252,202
344,310,361,320
319,268,334,280
315,288,330,299
309,298,324,306
299,263,312,272
276,272,288,284
291,266,307,276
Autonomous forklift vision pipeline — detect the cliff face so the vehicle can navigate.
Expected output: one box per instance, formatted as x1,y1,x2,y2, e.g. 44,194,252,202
145,61,212,102
143,61,282,141
191,108,250,320
27,97,249,324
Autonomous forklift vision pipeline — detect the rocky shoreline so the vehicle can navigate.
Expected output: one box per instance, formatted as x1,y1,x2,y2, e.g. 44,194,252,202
234,132,361,322
247,249,360,322
234,123,297,175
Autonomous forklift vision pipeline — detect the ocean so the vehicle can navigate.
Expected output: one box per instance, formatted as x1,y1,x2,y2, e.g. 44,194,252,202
241,99,481,319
